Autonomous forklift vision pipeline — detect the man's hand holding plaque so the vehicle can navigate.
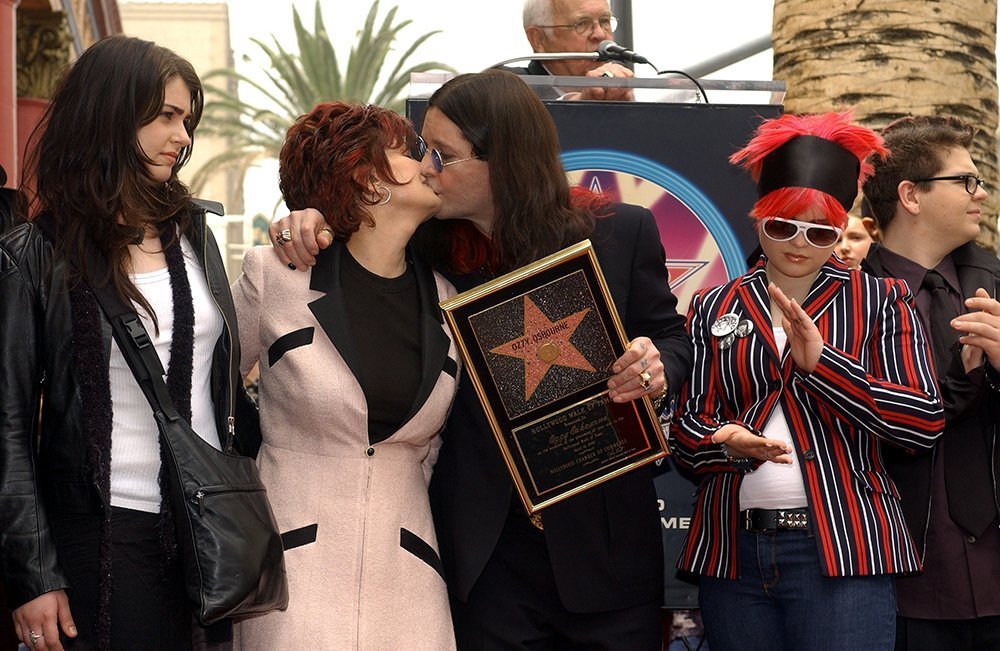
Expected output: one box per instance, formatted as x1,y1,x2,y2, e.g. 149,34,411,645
441,241,667,513
607,336,667,404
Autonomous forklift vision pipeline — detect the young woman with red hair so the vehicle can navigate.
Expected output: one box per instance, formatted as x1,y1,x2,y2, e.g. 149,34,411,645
230,102,459,649
669,112,945,649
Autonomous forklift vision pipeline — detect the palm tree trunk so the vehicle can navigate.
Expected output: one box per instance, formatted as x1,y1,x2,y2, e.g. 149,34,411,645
772,0,999,250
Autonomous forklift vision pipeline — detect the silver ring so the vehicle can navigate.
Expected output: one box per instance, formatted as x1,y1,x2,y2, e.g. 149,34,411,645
276,228,292,247
29,630,43,646
601,70,614,78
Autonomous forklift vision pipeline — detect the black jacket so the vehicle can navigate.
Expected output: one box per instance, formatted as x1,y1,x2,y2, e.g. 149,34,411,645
428,203,693,612
0,201,257,608
864,241,1000,555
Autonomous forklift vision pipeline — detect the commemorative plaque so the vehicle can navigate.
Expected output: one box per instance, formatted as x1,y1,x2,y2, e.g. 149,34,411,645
440,240,667,514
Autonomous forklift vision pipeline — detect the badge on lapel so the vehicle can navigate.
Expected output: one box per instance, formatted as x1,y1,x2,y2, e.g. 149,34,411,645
711,313,754,350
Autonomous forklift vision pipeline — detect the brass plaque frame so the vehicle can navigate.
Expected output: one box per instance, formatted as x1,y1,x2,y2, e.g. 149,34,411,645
441,240,666,514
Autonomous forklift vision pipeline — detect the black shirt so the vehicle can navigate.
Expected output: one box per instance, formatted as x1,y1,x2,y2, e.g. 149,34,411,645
340,248,422,445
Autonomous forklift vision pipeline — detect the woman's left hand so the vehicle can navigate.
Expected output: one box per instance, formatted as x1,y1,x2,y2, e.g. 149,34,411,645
607,336,666,403
768,282,823,373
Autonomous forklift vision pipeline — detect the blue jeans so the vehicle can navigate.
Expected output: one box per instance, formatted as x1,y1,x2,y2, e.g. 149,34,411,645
698,528,896,651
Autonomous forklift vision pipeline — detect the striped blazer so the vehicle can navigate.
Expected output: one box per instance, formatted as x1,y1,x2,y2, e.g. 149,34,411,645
669,256,944,579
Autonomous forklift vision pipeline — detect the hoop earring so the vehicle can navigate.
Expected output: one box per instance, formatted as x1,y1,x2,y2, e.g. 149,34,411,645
377,184,391,205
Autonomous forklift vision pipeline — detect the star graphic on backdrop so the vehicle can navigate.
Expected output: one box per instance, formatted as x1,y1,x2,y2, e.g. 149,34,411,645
490,296,595,401
665,259,709,290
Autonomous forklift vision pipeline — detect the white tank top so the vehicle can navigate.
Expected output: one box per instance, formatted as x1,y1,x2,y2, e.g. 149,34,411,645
738,326,809,510
108,235,224,513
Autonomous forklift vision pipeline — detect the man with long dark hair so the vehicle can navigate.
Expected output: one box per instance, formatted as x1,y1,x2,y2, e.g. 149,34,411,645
271,70,691,649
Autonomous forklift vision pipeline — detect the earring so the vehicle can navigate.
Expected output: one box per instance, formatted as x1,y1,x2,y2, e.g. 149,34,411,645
376,184,391,205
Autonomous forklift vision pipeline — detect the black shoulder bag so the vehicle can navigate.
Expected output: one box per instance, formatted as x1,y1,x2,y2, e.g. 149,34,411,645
88,253,288,625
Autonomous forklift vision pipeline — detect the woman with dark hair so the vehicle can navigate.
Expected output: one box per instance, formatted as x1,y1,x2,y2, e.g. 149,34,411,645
669,112,944,649
0,35,255,649
230,102,459,649
270,69,692,650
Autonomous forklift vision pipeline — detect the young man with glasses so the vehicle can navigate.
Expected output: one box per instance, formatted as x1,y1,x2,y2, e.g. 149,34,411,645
862,115,1000,650
515,0,635,101
671,111,944,650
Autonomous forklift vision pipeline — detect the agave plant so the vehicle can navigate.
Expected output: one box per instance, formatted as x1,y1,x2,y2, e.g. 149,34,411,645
190,0,454,193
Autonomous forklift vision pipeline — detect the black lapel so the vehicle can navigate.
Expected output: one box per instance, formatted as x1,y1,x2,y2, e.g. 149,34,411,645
307,240,366,382
952,241,1000,302
441,270,495,420
399,251,451,425
861,243,889,277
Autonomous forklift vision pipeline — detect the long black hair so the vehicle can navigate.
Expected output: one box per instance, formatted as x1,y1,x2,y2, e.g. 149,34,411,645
416,70,596,275
24,35,204,321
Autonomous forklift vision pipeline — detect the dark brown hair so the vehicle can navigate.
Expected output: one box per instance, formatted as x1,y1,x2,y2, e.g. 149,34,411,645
418,69,595,275
24,35,203,324
278,102,414,239
861,115,975,230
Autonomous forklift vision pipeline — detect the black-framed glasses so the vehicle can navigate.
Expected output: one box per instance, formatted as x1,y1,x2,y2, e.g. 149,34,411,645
410,135,480,173
761,217,842,248
534,15,618,36
912,174,987,195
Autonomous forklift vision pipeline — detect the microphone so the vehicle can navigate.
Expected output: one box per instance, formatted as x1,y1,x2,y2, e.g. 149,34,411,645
597,40,649,65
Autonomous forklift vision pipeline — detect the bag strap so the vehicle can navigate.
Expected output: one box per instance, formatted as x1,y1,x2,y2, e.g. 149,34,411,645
84,246,183,425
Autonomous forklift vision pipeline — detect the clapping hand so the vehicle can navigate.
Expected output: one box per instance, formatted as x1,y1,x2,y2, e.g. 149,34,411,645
768,282,823,373
952,287,1000,373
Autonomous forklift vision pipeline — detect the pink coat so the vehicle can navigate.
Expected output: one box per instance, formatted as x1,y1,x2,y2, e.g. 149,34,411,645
231,244,459,650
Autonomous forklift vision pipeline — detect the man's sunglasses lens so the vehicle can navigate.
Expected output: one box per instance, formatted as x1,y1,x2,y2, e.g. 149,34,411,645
410,137,426,161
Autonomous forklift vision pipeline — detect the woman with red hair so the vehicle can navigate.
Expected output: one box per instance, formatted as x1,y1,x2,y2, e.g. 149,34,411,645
230,102,459,649
669,112,944,649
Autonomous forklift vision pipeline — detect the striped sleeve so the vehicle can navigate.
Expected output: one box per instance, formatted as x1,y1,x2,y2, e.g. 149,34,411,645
793,277,944,450
670,287,759,475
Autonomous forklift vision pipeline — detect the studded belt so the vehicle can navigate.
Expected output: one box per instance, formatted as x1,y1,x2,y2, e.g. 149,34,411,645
742,507,809,532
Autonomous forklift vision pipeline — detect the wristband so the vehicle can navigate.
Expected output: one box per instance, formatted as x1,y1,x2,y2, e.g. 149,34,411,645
721,443,750,464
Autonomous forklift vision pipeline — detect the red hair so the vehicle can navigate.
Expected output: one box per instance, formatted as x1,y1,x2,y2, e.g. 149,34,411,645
279,102,414,238
729,111,887,229
443,186,609,275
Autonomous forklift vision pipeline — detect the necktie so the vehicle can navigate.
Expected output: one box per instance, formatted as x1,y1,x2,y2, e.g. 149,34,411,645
921,270,997,535
920,270,959,375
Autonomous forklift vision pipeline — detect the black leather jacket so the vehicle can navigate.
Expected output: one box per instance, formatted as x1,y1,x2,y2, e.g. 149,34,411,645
0,200,257,608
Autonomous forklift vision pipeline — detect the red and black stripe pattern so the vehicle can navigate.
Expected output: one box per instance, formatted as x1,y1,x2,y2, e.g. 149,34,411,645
670,255,944,579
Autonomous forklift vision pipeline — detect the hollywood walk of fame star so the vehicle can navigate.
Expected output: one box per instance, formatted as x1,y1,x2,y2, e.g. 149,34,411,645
490,295,595,401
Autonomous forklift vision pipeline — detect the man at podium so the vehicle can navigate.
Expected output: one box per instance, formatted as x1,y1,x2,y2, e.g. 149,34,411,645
514,0,635,101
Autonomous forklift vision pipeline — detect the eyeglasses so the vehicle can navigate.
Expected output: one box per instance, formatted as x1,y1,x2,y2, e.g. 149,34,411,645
761,217,843,248
534,15,618,36
410,135,481,173
912,174,987,195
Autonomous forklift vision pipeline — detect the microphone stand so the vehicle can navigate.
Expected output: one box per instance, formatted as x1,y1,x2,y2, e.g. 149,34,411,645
486,52,602,70
484,52,708,103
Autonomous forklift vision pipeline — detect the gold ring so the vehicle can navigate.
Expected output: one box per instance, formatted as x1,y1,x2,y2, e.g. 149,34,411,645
320,227,334,239
639,370,652,391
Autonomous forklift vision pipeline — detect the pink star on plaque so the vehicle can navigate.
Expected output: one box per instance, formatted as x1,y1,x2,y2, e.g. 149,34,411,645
490,296,595,400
